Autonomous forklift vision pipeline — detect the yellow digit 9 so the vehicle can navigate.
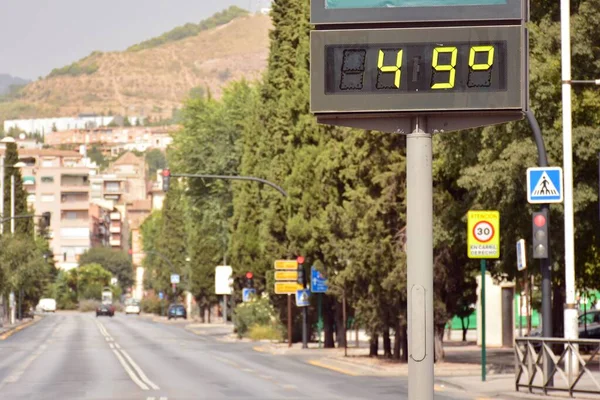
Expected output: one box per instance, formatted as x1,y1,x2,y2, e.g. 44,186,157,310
469,45,495,71
431,47,457,89
377,49,403,88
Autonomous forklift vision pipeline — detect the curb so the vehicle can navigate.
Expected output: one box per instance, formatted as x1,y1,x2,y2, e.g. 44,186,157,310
0,317,42,340
307,359,358,376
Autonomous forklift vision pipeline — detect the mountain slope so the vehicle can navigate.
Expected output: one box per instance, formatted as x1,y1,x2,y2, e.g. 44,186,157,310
0,74,29,96
2,13,271,121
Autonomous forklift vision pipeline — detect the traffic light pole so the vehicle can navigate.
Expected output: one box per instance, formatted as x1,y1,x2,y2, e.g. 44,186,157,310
171,173,288,198
526,111,554,384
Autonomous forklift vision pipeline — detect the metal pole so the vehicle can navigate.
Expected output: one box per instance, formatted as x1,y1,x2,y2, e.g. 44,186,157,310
10,175,14,234
288,294,292,348
302,264,308,349
343,290,347,357
223,294,227,324
318,292,323,348
1,156,4,234
481,259,487,382
519,273,523,337
561,0,578,350
406,118,433,400
9,175,15,325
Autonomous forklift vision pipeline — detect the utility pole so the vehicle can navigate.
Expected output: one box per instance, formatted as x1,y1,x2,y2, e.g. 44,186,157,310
560,0,579,368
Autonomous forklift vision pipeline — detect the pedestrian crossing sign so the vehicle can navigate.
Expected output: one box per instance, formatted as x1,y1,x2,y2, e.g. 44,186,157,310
527,167,563,204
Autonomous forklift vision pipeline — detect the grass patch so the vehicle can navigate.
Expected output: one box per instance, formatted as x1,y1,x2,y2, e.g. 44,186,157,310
248,324,283,341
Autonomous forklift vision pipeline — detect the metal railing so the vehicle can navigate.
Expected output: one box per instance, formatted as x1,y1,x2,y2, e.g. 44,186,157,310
515,337,600,397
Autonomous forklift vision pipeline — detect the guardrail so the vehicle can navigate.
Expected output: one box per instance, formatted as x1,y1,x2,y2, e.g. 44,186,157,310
515,337,600,397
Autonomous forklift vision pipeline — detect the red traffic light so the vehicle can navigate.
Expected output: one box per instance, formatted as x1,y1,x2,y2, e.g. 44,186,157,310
246,272,253,279
162,169,171,177
534,214,547,227
296,256,305,265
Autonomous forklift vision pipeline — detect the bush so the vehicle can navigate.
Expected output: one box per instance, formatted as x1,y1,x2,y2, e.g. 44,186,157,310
233,296,281,338
248,324,283,341
141,296,168,315
78,299,100,312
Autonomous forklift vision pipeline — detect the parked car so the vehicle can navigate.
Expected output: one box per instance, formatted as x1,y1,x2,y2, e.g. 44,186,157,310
167,304,187,320
527,310,600,351
37,298,56,313
125,300,141,315
96,304,114,317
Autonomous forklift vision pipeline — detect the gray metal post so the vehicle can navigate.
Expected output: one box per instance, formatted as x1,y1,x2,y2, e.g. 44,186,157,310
406,117,434,400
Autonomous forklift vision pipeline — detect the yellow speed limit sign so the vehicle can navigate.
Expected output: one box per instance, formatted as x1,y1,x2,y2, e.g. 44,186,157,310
467,210,500,259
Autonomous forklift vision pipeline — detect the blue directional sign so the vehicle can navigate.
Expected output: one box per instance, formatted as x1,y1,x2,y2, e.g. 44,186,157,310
296,289,311,307
242,288,256,303
158,292,164,300
311,266,329,293
527,167,563,204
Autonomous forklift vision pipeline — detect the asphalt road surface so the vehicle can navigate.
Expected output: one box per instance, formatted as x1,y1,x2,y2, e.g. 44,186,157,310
0,313,479,400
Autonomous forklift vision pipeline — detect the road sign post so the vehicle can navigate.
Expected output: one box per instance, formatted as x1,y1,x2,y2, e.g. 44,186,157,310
468,210,500,382
274,259,301,348
311,266,329,348
311,1,526,397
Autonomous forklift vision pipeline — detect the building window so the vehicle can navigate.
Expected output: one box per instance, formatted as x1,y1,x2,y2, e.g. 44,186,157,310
26,194,36,203
60,227,89,238
41,194,55,203
64,211,78,220
105,182,120,192
41,176,54,183
42,159,54,167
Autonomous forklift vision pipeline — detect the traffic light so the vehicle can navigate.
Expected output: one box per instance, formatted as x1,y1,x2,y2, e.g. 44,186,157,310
532,209,549,259
245,271,254,288
41,212,51,228
296,256,306,286
162,169,171,192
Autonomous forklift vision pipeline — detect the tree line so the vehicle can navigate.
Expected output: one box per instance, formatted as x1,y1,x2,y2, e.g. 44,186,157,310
140,0,600,359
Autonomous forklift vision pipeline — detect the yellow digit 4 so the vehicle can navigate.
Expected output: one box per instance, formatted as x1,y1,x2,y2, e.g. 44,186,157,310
377,49,403,89
469,45,495,71
431,47,458,89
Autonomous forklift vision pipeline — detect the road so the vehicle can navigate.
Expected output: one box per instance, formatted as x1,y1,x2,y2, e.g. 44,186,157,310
0,312,478,400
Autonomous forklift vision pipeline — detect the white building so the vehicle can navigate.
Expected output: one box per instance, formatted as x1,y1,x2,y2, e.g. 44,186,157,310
4,115,144,135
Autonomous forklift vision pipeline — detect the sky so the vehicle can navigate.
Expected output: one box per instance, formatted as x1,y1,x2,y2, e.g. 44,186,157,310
0,0,270,79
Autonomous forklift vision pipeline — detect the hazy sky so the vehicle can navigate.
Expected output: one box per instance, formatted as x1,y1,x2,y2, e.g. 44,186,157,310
1,0,269,79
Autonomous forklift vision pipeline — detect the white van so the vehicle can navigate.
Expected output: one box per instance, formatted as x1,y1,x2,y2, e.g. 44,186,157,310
38,298,56,313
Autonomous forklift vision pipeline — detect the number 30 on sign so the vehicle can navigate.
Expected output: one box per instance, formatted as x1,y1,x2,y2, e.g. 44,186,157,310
467,210,500,259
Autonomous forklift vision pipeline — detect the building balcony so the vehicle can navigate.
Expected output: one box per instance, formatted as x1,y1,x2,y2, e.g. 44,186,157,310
60,219,89,228
110,238,121,247
61,184,90,192
110,225,121,233
110,212,121,221
61,201,90,211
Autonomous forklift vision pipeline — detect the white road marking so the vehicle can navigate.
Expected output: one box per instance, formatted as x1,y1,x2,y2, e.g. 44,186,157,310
96,321,160,391
115,344,160,390
112,348,149,391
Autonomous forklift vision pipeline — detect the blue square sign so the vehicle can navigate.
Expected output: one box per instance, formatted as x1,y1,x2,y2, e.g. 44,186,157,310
527,167,563,204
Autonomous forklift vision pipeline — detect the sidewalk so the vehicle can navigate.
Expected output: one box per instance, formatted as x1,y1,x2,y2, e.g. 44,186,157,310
0,316,41,340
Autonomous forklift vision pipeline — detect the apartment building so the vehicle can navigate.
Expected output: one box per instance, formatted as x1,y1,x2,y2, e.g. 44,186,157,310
44,126,174,152
13,149,98,270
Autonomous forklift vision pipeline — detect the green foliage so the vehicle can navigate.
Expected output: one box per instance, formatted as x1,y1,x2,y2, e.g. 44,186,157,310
72,263,112,300
48,60,99,78
78,299,100,312
78,248,134,290
145,149,167,179
233,296,281,338
3,142,32,235
140,295,169,314
88,145,109,170
127,6,249,52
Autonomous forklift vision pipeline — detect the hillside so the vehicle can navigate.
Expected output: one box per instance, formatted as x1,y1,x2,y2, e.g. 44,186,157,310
0,74,29,96
0,12,271,122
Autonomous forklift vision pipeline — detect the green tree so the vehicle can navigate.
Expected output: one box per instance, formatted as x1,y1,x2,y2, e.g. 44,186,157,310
78,248,133,290
123,116,132,127
71,263,112,300
3,142,32,235
145,149,166,179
